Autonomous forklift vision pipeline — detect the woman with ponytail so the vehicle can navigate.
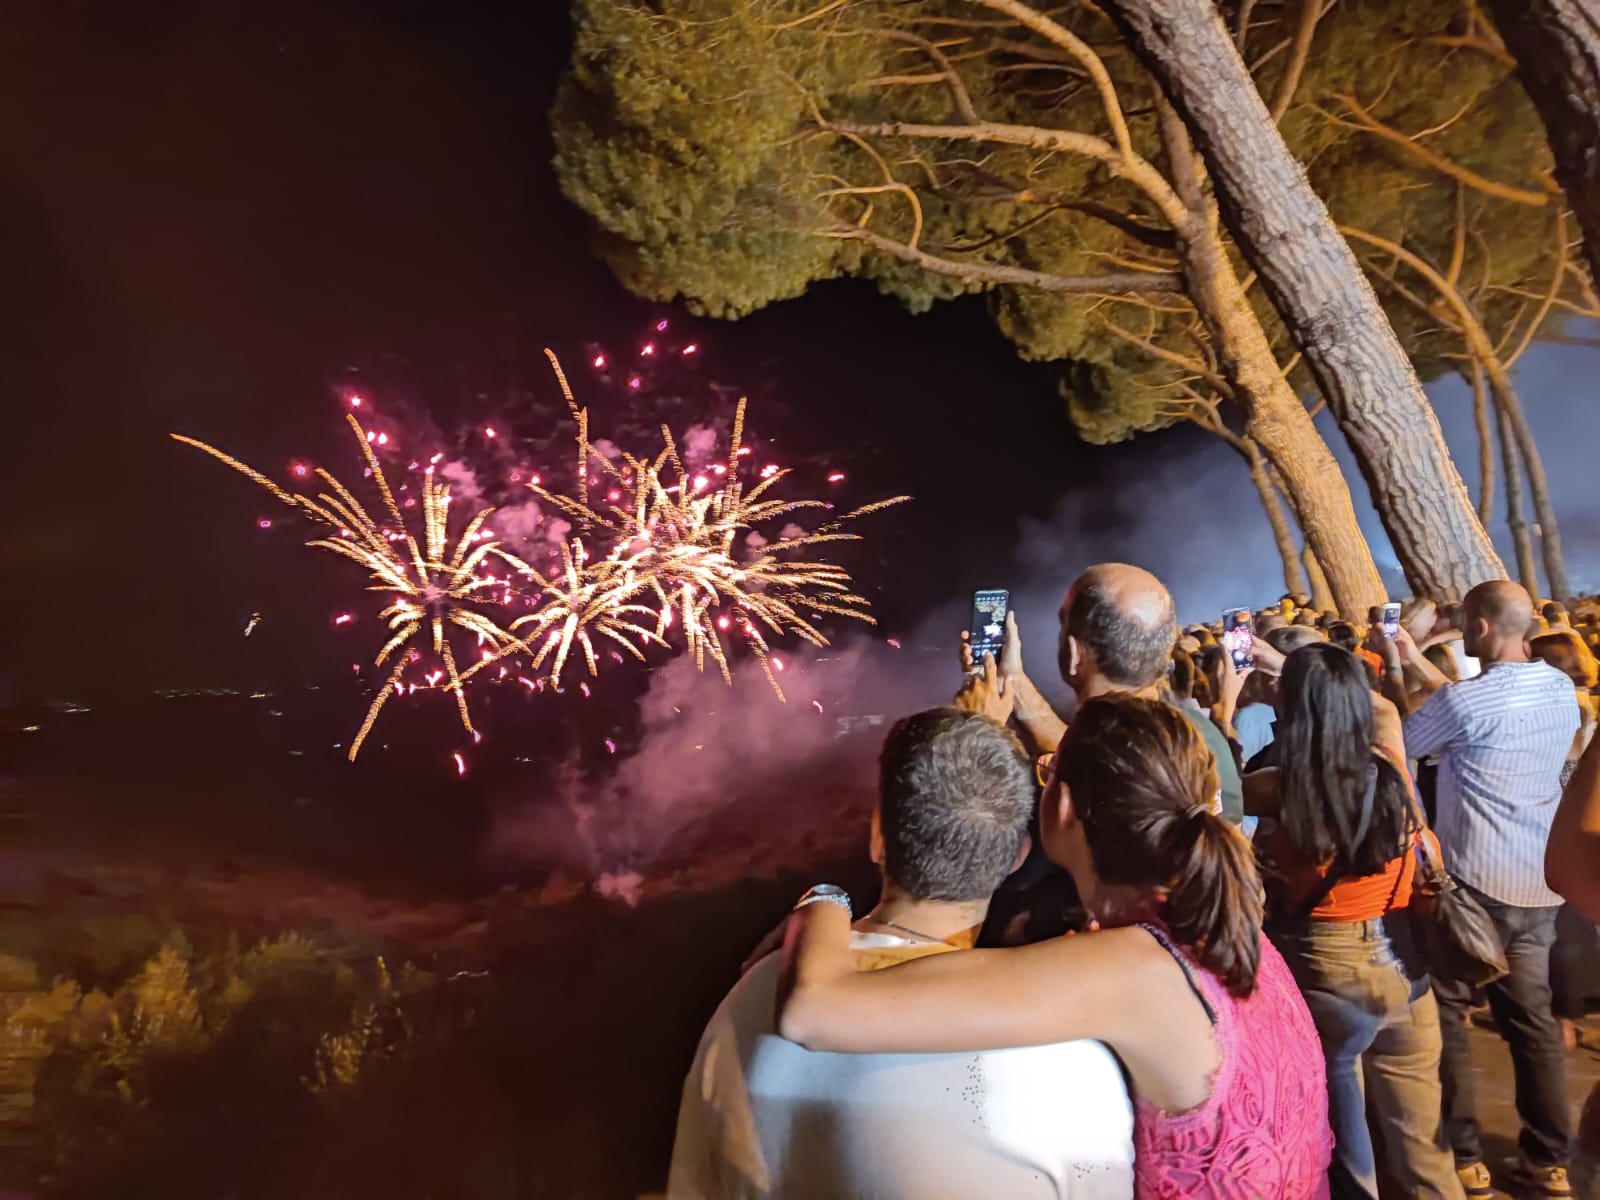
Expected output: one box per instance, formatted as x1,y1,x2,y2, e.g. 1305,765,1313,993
778,696,1332,1198
1249,643,1460,1199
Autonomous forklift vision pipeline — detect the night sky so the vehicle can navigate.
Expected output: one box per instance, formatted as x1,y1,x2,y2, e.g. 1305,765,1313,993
5,1,1598,707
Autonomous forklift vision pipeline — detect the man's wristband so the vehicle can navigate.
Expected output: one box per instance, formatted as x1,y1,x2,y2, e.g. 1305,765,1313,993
794,884,852,919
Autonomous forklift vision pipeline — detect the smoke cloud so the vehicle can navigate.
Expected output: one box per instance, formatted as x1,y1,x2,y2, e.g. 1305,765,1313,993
481,431,1364,894
483,632,959,889
491,496,546,546
439,460,484,505
680,424,720,467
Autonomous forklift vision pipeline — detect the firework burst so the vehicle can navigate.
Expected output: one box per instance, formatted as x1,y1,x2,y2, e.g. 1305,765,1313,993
527,350,908,699
174,414,542,759
173,345,908,756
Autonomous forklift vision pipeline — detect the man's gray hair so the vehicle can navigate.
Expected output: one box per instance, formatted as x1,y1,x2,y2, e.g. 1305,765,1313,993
878,708,1035,903
1064,579,1179,688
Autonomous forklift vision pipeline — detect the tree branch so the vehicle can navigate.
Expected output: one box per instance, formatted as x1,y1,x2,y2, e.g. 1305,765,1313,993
1505,210,1569,367
1268,0,1325,123
822,225,1184,293
967,0,1137,164
771,0,849,32
1104,318,1234,394
820,183,926,248
875,29,982,124
828,130,929,248
1315,92,1553,207
1446,184,1467,287
821,118,1189,225
1535,332,1600,350
949,191,1176,249
1469,357,1495,525
1484,283,1600,319
1424,33,1514,66
1235,0,1257,51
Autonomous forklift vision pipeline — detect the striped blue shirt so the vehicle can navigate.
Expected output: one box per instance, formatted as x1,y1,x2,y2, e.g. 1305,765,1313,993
1404,660,1578,907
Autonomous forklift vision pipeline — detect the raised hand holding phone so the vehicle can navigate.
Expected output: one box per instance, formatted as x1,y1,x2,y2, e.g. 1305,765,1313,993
1222,607,1255,672
1381,602,1402,639
953,652,1014,726
967,589,1010,675
998,610,1024,679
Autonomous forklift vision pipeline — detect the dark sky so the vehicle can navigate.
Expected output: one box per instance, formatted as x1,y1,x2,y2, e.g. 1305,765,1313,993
4,1,1597,706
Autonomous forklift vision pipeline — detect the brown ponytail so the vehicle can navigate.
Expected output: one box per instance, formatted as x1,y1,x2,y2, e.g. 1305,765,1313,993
1164,809,1264,998
1057,695,1266,997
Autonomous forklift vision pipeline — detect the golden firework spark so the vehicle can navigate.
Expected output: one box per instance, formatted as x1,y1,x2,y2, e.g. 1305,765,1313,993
460,536,665,690
527,349,908,699
174,350,908,755
173,414,542,760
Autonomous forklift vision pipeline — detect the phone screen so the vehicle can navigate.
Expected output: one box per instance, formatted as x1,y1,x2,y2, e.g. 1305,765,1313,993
1222,607,1255,672
969,589,1010,667
1381,602,1402,639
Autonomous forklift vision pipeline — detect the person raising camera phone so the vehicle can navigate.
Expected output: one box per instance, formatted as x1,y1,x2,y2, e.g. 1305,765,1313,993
957,563,1243,826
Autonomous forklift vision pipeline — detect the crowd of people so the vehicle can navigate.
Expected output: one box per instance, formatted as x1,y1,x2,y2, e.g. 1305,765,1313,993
666,565,1600,1199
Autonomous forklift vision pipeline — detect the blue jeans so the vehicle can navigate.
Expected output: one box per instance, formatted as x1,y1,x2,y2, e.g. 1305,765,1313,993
1273,916,1460,1199
1433,884,1571,1169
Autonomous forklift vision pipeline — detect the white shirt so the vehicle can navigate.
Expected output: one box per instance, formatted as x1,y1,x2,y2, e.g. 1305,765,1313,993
668,931,1135,1200
1405,660,1579,907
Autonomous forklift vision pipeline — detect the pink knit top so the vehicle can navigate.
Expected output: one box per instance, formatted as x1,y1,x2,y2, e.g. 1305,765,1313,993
1132,925,1332,1199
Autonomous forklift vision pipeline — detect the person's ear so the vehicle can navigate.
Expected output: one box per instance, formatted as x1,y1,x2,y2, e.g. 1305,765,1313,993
1010,831,1033,873
1041,777,1075,837
1063,633,1083,679
869,806,885,866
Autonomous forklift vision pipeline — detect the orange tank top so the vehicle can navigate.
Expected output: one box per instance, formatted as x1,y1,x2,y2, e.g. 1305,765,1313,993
1260,824,1440,922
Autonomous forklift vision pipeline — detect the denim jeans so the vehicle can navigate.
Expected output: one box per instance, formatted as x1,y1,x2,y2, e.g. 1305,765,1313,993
1273,916,1460,1199
1432,883,1571,1168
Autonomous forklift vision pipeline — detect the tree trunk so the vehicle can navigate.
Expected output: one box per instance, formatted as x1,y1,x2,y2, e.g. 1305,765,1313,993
1183,229,1385,617
1497,394,1541,595
1468,361,1495,526
1341,225,1570,601
1485,0,1600,290
1103,0,1506,599
1484,364,1568,600
1236,435,1311,599
1156,102,1386,617
1302,543,1335,613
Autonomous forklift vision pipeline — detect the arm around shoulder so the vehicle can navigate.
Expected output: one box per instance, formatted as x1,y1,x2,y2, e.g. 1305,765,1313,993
778,906,1158,1056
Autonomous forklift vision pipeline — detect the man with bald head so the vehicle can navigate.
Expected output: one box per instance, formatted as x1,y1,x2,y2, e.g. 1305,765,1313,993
969,562,1243,824
1401,580,1580,1197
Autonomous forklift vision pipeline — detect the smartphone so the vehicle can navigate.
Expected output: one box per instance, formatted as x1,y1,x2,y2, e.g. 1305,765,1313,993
1222,607,1255,672
1381,602,1402,639
968,589,1010,669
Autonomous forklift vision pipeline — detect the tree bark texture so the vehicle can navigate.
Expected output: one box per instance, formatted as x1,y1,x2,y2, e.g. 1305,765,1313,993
1487,0,1600,290
1156,102,1385,616
1177,217,1384,615
1302,543,1335,613
1340,225,1569,599
1481,365,1566,599
1497,395,1541,595
1103,0,1506,600
1468,362,1495,526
